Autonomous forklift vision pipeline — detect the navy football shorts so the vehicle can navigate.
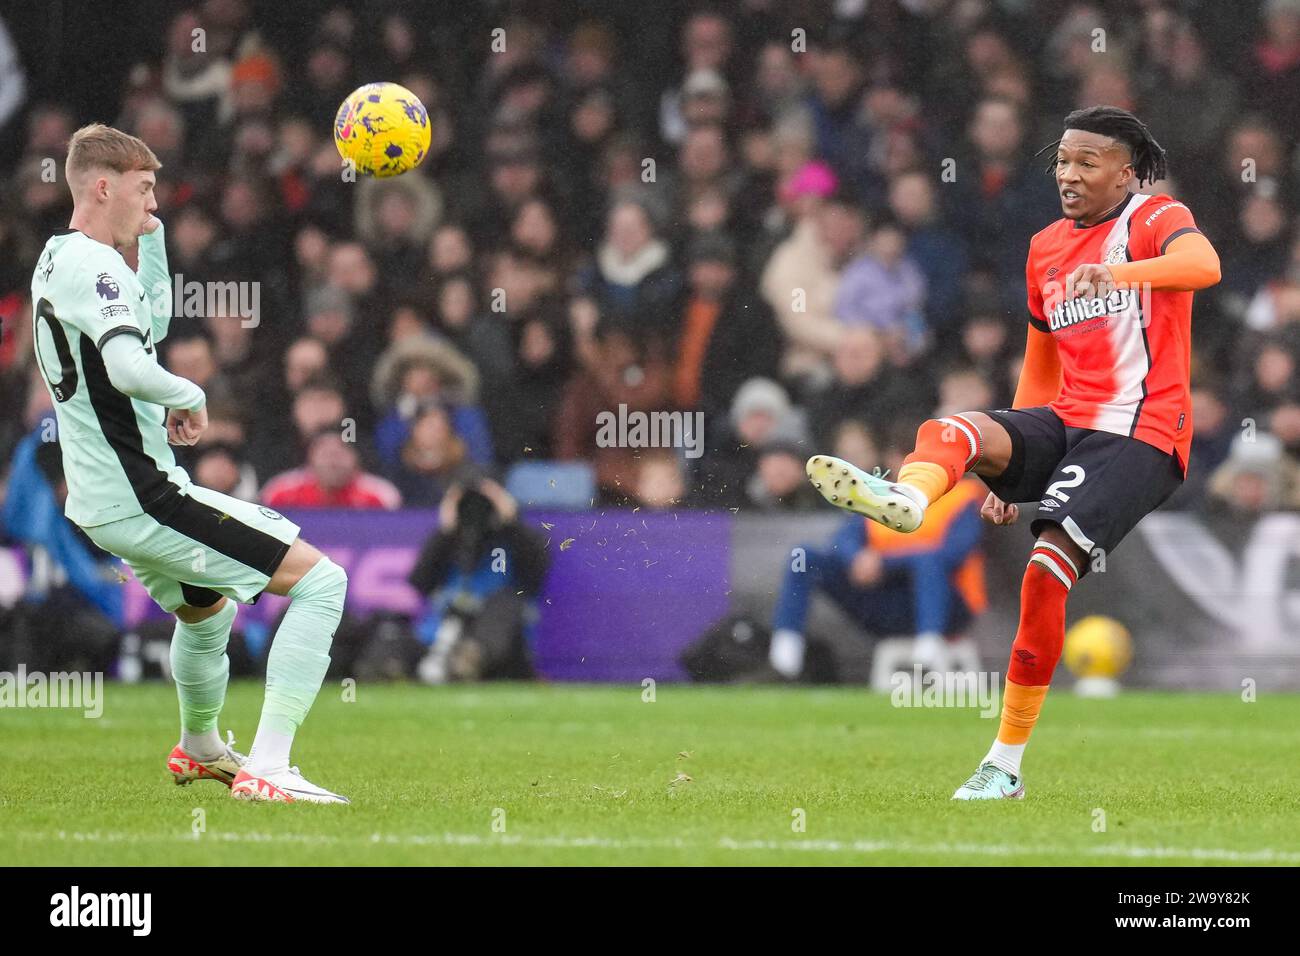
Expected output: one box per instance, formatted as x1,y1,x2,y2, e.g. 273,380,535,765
978,405,1184,559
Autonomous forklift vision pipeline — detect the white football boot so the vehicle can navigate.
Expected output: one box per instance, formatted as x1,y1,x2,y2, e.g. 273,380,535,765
805,455,926,533
952,762,1025,800
231,765,351,804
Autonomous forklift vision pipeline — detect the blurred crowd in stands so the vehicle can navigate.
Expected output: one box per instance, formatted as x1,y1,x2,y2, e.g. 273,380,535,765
4,0,1300,524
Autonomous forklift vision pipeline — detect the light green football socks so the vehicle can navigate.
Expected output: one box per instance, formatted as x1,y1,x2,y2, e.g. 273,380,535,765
246,557,348,775
171,598,238,759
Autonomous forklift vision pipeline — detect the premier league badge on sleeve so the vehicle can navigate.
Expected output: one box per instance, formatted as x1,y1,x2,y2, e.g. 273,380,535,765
95,273,120,300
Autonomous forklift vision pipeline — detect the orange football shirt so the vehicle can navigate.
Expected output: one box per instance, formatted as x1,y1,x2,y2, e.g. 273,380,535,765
1025,192,1200,473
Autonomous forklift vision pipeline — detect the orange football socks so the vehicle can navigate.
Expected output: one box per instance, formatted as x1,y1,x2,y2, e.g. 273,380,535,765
983,545,1079,778
997,681,1050,746
898,414,983,507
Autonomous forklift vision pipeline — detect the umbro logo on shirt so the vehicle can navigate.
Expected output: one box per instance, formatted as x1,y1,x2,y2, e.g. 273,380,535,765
1046,267,1059,277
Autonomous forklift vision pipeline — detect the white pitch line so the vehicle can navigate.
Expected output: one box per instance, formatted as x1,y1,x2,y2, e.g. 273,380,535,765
11,829,1300,863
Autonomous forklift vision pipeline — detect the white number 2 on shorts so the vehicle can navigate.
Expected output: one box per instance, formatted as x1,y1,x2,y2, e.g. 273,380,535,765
1045,465,1086,502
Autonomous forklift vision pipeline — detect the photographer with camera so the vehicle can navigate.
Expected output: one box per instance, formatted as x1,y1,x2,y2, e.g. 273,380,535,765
407,477,550,683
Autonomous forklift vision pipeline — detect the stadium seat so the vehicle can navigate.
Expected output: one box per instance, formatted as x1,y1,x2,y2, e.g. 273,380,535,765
504,461,597,509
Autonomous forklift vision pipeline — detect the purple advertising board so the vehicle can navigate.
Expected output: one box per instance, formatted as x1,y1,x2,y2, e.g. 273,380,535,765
14,506,1300,688
121,509,733,682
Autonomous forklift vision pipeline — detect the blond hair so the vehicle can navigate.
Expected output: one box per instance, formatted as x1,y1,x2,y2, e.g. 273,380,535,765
65,124,161,181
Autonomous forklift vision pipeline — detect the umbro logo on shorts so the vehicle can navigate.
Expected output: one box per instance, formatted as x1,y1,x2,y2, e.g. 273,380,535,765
259,506,284,520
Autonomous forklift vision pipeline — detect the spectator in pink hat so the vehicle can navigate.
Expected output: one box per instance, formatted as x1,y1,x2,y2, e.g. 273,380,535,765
760,170,858,393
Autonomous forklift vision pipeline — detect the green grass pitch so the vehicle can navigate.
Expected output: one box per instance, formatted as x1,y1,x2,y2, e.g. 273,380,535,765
2,682,1297,866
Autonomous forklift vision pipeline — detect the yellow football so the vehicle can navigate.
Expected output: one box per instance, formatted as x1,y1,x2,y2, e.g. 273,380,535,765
333,82,431,178
1063,615,1133,679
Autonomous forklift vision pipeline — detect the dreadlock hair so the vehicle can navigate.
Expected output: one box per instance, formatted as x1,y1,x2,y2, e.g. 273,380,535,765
1036,105,1169,186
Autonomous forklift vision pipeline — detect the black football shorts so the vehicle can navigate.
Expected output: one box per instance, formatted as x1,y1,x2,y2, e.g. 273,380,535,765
979,405,1184,559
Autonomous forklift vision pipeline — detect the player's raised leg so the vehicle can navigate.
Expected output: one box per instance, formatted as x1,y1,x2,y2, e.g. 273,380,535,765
807,411,1014,532
231,538,351,804
166,593,246,786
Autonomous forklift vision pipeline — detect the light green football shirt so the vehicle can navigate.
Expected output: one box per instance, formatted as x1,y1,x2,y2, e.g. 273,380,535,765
30,227,195,527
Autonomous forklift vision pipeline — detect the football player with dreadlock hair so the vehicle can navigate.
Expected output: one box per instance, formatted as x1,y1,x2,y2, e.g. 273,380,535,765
805,105,1221,799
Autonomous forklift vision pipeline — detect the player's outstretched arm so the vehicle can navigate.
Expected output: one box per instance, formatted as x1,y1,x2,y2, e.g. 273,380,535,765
1107,231,1220,291
1074,231,1221,295
136,217,174,343
100,331,205,412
